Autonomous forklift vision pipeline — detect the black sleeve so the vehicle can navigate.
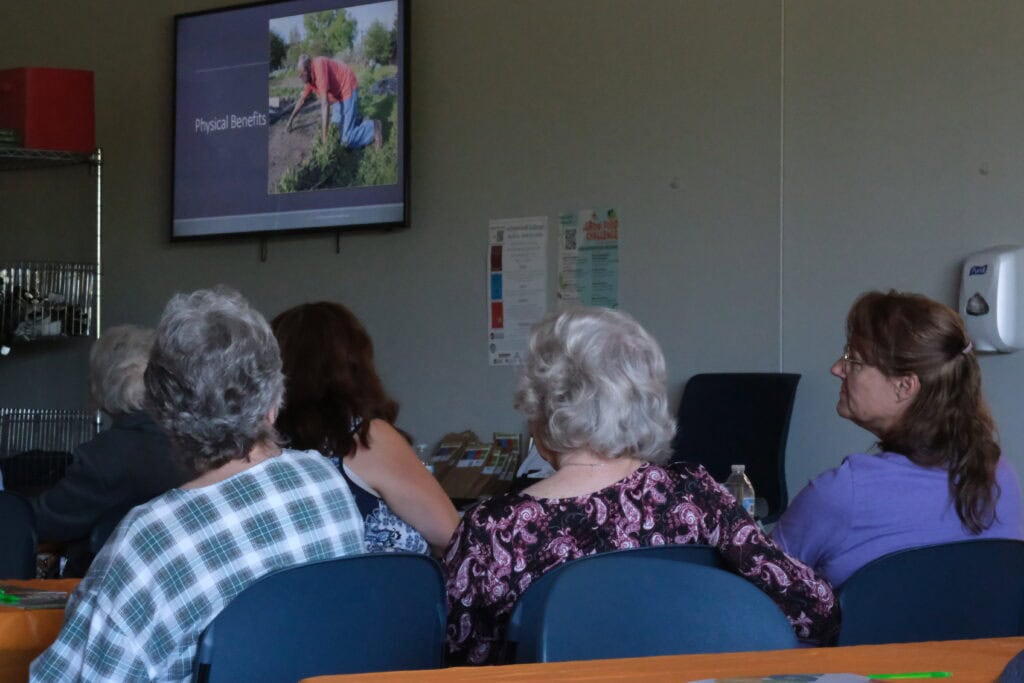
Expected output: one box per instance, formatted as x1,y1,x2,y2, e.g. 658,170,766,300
29,436,119,542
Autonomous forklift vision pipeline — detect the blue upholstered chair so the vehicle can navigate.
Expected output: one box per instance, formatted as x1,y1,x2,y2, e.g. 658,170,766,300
838,539,1024,646
670,373,800,523
506,546,795,663
192,553,446,682
0,491,37,579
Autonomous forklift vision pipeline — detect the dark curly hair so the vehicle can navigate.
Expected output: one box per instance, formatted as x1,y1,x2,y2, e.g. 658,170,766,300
271,301,399,458
847,290,1000,533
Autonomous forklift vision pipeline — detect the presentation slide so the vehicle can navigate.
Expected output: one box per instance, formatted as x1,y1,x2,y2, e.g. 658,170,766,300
173,0,406,239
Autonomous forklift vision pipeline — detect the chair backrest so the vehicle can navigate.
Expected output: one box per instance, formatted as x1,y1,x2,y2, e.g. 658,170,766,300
671,373,800,523
506,544,724,663
838,539,1024,646
0,491,37,578
509,547,795,663
999,646,1024,683
193,553,446,683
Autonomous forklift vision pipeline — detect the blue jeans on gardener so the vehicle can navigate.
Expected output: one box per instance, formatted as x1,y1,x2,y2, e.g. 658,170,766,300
330,89,375,149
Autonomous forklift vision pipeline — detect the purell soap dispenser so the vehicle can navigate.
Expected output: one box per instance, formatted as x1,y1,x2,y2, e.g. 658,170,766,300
959,245,1024,352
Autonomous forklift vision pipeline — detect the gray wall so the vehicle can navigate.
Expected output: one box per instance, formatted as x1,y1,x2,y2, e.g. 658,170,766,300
2,1,1022,497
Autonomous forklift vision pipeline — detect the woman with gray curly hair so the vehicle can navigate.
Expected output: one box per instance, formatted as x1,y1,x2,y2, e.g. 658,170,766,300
33,288,365,681
443,307,840,665
144,287,287,476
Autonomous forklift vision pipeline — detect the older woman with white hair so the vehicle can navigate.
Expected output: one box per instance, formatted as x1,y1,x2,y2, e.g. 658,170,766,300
29,325,190,556
32,287,364,681
443,307,840,665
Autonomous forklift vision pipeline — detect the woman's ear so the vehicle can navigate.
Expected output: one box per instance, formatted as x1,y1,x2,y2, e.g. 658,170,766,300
894,373,920,403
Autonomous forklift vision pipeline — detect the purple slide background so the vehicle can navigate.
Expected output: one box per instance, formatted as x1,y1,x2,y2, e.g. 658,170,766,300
173,0,404,224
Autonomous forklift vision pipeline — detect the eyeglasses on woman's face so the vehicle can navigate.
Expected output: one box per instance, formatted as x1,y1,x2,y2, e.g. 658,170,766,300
840,345,867,374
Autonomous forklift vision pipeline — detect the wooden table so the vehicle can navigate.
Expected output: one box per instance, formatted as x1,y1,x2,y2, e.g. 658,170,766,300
301,637,1024,683
0,579,78,682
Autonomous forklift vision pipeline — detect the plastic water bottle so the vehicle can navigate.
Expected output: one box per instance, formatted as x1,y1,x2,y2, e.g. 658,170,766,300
724,464,756,517
414,443,434,474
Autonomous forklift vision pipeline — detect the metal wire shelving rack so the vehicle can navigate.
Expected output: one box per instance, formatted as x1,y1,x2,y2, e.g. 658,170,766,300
0,147,103,491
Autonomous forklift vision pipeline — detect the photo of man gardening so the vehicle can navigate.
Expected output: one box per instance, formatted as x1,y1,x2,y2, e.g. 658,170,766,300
286,55,382,151
267,2,398,194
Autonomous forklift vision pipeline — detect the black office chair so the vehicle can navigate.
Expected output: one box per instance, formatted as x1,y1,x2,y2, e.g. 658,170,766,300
0,491,37,579
838,539,1024,646
671,373,800,523
508,547,796,663
192,553,446,682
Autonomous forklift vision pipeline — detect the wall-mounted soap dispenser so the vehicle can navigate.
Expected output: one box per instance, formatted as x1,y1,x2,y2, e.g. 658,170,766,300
959,245,1024,352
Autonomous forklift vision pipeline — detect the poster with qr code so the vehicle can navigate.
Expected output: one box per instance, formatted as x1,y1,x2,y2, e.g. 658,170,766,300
558,209,619,309
488,217,548,366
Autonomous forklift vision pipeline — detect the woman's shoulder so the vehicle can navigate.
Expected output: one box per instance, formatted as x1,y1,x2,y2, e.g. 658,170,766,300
996,457,1024,499
839,451,943,484
277,448,344,480
465,490,544,519
662,460,726,492
997,456,1021,478
453,492,554,541
354,419,410,457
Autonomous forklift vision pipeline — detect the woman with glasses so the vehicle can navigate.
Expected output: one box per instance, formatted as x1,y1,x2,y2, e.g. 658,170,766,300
772,290,1023,588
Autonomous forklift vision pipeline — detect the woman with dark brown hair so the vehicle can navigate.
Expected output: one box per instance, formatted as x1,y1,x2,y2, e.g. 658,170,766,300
271,302,458,555
772,290,1023,588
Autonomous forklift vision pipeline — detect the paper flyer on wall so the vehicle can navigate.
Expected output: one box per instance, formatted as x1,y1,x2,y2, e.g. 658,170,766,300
558,209,619,309
488,217,548,366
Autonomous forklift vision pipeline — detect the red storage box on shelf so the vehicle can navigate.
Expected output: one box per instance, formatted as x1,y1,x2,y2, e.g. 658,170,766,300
0,67,95,152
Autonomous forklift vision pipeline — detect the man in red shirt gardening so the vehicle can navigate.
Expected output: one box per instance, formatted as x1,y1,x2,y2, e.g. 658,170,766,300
286,54,381,151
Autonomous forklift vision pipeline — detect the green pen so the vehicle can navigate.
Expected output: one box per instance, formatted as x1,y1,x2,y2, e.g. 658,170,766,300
869,673,952,680
0,589,19,604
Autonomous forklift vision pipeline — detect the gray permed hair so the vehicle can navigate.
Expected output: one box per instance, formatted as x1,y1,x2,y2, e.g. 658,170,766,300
144,287,283,475
89,325,155,416
515,307,676,463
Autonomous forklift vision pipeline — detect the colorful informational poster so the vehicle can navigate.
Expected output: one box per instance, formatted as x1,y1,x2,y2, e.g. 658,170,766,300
488,217,548,366
558,209,619,309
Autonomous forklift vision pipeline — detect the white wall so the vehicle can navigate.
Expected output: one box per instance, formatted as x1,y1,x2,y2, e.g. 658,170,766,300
2,0,1022,498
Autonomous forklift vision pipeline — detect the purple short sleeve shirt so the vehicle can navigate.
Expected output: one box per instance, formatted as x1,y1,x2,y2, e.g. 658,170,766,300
772,452,1024,588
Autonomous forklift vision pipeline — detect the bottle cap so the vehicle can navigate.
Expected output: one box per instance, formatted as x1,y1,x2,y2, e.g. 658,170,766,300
731,464,745,473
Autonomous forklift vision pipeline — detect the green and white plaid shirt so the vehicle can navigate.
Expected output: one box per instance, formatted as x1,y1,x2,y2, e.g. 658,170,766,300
31,449,364,682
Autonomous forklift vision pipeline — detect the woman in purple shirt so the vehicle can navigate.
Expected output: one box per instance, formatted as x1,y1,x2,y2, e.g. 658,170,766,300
773,290,1024,588
443,307,839,665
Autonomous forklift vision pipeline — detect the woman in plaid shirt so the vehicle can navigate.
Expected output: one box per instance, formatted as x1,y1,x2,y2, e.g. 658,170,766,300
31,287,365,683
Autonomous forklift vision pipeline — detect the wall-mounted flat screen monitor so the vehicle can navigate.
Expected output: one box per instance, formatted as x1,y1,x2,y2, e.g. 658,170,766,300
172,0,408,240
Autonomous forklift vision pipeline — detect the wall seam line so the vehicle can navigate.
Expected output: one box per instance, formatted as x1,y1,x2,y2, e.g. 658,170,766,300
778,0,786,372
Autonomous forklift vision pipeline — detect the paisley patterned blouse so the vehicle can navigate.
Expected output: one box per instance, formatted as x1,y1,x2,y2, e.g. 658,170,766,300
443,461,839,665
